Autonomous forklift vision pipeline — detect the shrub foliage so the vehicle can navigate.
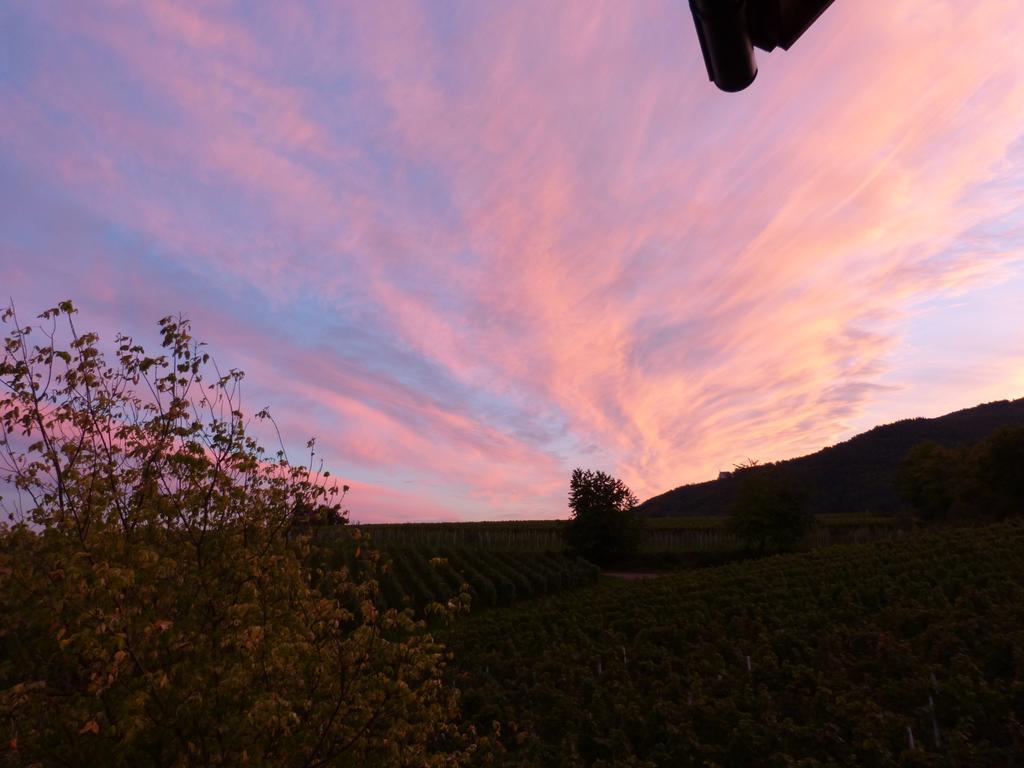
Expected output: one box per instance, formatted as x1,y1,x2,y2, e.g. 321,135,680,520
0,302,469,767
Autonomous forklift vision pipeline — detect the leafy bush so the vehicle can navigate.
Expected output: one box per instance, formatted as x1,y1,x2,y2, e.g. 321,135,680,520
0,302,470,767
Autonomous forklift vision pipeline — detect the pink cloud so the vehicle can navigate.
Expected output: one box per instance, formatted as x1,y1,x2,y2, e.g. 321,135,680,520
334,0,1024,501
3,0,1024,519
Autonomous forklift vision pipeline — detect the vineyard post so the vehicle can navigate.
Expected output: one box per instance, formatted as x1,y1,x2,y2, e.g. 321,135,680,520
907,725,915,751
746,655,752,673
928,695,940,748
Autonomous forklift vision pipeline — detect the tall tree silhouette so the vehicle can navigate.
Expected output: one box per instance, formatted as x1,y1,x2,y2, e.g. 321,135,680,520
564,468,642,566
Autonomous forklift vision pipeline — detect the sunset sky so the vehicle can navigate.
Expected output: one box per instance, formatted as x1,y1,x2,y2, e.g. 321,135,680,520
2,1,1023,522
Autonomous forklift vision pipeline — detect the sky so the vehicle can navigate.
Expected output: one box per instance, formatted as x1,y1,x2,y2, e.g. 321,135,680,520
2,1,1024,522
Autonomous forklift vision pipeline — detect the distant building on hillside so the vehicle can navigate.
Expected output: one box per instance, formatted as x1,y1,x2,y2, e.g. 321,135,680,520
718,470,732,480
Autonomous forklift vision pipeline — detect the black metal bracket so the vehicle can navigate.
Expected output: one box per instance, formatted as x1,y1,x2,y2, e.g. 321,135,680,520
690,0,837,92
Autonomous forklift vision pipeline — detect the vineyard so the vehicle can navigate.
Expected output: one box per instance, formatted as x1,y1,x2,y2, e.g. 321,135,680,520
357,514,899,553
447,521,1024,766
310,537,600,615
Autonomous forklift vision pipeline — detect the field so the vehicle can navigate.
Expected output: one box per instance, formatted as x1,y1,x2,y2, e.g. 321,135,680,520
357,514,899,553
311,536,600,615
322,515,905,619
445,521,1024,766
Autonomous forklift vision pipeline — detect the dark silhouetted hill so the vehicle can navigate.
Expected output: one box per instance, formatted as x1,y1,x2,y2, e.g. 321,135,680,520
637,398,1024,517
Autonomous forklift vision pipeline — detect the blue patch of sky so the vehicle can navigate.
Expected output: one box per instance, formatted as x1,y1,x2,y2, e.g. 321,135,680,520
3,150,570,468
0,162,49,252
18,13,181,131
906,272,1024,357
0,4,38,87
211,272,575,462
913,209,1024,282
413,1,489,99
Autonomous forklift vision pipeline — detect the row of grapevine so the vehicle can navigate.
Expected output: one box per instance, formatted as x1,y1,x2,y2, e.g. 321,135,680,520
357,521,565,550
309,535,599,615
448,521,1024,766
355,515,899,552
643,520,903,551
385,547,600,614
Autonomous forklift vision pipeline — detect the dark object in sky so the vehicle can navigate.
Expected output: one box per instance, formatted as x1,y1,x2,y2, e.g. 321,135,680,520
689,0,837,92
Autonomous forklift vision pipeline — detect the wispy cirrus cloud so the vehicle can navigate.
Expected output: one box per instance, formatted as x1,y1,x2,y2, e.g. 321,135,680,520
2,0,1023,519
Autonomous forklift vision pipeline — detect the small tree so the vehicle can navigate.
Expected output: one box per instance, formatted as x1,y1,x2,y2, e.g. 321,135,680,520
899,428,1024,523
972,426,1024,520
0,302,470,767
728,465,811,553
897,441,966,522
564,468,642,567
